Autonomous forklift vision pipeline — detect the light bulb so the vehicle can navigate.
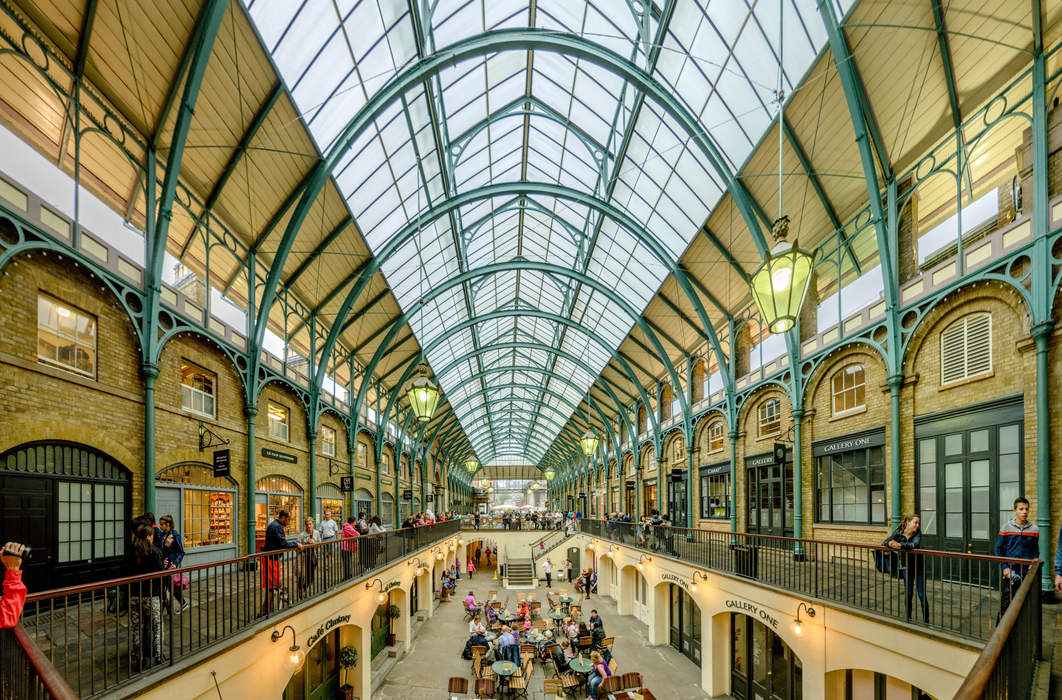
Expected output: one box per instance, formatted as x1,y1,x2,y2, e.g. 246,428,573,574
793,620,802,635
378,593,386,603
690,582,697,593
417,389,427,401
771,266,792,292
287,648,304,669
637,563,643,571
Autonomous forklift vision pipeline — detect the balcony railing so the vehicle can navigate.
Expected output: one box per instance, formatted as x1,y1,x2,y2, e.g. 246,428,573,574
15,519,459,698
580,519,1036,643
0,626,77,700
954,560,1043,699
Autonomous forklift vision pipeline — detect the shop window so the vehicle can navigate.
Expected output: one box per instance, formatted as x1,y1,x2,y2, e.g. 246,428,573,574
180,361,216,418
941,312,992,385
815,446,886,524
268,402,289,441
700,470,730,519
356,442,367,467
354,489,373,519
758,399,781,437
157,465,236,548
831,364,866,416
37,294,96,377
58,481,123,562
708,422,725,453
321,425,336,457
256,476,302,539
381,455,390,475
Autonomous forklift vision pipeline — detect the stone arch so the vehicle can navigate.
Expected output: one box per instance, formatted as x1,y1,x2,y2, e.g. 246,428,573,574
617,563,639,616
597,552,617,599
662,431,686,471
157,328,248,398
804,342,887,418
282,622,365,700
739,386,792,444
694,410,728,457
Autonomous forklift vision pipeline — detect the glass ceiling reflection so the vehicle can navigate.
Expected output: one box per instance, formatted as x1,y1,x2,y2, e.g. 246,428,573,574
247,0,853,466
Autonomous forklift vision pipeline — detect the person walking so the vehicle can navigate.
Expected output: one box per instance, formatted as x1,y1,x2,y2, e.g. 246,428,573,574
1,542,28,628
258,510,303,618
485,545,492,565
467,558,476,578
994,497,1040,617
158,515,188,614
565,559,573,583
582,567,593,599
367,515,385,568
475,546,482,566
296,517,321,598
544,558,552,588
1054,520,1062,595
319,509,339,580
341,517,359,579
885,514,928,623
126,522,166,668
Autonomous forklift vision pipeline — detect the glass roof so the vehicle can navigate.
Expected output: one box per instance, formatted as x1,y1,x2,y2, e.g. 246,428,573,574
247,0,853,466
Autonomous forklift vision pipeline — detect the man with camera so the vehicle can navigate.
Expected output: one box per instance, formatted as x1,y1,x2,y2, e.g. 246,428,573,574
1,542,28,628
994,497,1039,618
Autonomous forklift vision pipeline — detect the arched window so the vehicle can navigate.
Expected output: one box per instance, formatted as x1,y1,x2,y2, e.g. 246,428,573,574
758,399,781,437
316,482,344,524
941,312,992,385
691,359,707,404
708,422,725,453
672,439,685,463
832,364,866,415
354,489,373,519
660,385,673,422
157,463,237,559
381,492,395,528
637,406,647,434
255,476,303,545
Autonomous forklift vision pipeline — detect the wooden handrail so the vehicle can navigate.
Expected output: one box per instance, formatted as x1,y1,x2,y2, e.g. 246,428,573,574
582,518,1037,565
11,625,79,700
951,560,1041,699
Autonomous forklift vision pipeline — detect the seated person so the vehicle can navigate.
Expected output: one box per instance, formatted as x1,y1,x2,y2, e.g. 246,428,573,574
462,630,489,660
564,618,579,641
588,610,603,628
549,642,570,673
591,620,611,664
484,601,499,625
588,650,613,698
560,639,575,662
574,576,584,594
517,600,531,621
469,613,486,636
464,591,479,611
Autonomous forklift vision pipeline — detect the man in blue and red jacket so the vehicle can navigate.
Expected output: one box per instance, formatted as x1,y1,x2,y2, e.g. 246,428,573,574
994,497,1039,616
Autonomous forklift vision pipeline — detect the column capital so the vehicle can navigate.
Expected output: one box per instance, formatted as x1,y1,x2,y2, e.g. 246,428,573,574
886,373,904,390
1031,319,1055,342
141,363,159,381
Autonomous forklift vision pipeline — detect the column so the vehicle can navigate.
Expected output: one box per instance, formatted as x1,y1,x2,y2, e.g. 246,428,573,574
142,364,159,515
246,404,258,555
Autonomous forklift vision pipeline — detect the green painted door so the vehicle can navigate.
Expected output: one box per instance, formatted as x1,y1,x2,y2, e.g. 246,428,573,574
283,629,340,700
371,601,388,659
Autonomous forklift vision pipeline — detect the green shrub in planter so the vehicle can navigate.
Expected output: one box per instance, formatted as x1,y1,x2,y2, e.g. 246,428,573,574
339,645,358,693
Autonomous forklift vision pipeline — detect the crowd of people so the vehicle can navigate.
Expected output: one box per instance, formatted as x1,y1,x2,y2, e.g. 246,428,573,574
469,509,570,530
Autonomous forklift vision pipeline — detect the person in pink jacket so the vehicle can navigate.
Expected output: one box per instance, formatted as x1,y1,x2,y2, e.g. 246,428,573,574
1,542,28,628
340,517,359,580
467,558,476,578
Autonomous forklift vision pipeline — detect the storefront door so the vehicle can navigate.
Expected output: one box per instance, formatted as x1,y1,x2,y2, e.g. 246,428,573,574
915,398,1022,581
746,450,793,538
624,483,635,516
283,628,340,700
731,613,801,700
668,475,687,527
668,584,701,665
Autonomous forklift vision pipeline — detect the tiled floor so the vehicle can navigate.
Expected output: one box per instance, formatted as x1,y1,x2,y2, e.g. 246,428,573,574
375,578,711,699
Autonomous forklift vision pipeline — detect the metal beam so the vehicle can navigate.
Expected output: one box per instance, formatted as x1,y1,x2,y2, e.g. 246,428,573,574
929,0,974,199
657,293,710,344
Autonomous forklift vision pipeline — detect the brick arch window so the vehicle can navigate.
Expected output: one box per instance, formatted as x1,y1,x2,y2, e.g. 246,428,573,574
758,398,781,438
940,312,992,385
831,364,866,416
708,421,725,453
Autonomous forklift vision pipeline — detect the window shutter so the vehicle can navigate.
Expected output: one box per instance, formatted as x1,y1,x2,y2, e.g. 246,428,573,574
940,313,991,385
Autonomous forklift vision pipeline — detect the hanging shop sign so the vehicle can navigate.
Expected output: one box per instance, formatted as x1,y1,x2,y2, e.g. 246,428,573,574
340,477,354,492
426,494,434,503
306,614,351,648
812,427,886,457
212,449,230,477
262,447,297,464
725,599,778,629
773,443,787,465
669,468,685,482
745,448,791,469
403,490,413,501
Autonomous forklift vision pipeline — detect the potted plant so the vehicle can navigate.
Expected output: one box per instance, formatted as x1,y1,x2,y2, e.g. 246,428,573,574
338,645,358,699
384,604,401,646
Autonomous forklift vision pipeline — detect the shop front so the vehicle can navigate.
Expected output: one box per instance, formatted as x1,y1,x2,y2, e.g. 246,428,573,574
283,628,340,700
668,583,701,665
315,482,344,525
745,448,793,538
255,475,303,551
157,463,238,566
699,462,730,521
643,479,658,515
812,428,887,527
624,481,635,516
667,470,688,527
731,612,802,699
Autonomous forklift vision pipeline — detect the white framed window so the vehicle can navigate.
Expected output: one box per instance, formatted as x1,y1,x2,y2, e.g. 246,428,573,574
321,425,336,457
356,442,367,467
673,441,685,462
37,294,96,377
381,455,390,475
267,402,289,442
58,481,123,562
758,399,781,437
708,422,725,453
941,312,992,385
831,364,866,416
181,361,216,418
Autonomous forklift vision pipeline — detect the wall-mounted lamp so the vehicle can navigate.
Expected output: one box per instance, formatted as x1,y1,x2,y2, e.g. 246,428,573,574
793,602,816,635
409,557,426,576
365,578,387,604
270,625,303,669
433,547,444,561
637,554,652,571
691,571,708,593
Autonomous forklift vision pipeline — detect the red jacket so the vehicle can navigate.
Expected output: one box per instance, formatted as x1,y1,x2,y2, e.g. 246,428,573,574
1,569,27,628
341,522,359,552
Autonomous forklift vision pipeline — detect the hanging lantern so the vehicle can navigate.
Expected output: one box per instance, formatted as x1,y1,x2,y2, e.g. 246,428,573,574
544,468,555,481
749,217,815,334
464,458,478,473
406,373,440,422
580,430,599,457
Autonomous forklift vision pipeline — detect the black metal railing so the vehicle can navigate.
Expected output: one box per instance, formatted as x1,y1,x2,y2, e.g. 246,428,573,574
18,519,459,698
954,560,1043,699
581,519,1036,643
528,529,569,578
0,626,77,700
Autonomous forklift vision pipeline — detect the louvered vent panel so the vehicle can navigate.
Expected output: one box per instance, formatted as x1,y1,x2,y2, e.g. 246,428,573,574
940,313,992,385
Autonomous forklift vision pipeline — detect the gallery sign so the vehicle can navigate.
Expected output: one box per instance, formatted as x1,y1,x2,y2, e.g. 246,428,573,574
659,572,691,590
212,449,230,477
262,447,297,463
725,599,778,629
307,614,350,648
812,427,886,457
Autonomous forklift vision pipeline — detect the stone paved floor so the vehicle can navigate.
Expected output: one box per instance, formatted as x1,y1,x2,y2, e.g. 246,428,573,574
376,579,715,699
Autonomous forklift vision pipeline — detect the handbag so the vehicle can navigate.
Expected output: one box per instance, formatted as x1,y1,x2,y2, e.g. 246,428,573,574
171,572,190,589
874,531,901,576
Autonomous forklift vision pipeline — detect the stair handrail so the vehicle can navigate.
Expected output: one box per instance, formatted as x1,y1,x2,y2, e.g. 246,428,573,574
528,528,569,578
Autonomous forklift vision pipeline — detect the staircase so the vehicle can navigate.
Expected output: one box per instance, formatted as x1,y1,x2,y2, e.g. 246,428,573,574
505,559,536,588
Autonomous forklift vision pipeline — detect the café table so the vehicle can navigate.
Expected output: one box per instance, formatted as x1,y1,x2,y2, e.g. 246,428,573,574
498,611,517,623
568,656,593,688
491,660,518,695
483,632,497,642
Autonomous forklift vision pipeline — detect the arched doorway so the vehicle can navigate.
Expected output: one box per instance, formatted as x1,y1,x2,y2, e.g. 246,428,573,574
381,492,395,528
731,612,802,700
668,584,701,665
156,463,238,565
353,488,373,519
0,441,130,591
316,482,344,524
255,475,303,551
284,626,341,700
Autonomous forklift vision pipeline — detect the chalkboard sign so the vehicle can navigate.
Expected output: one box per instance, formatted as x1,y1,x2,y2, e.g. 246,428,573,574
213,449,230,477
340,476,353,492
426,494,434,502
402,489,413,500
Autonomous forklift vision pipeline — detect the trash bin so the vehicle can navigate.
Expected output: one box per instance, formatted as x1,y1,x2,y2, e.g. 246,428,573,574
733,544,758,579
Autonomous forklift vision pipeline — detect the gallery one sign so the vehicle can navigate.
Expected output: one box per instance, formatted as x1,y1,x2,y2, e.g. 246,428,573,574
725,599,778,629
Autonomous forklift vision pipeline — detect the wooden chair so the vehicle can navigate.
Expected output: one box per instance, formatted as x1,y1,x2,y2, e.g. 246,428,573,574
470,645,487,664
607,658,618,674
473,677,497,698
551,657,582,696
569,604,582,619
488,589,498,599
600,636,614,651
531,601,542,618
516,591,527,601
542,678,563,700
577,635,593,655
600,675,623,694
533,619,548,631
446,676,469,696
618,672,643,691
519,643,536,661
507,664,529,699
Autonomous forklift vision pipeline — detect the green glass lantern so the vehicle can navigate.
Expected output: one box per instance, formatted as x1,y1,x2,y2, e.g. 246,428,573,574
544,468,555,481
464,459,478,473
407,373,440,422
580,430,599,457
749,216,815,334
